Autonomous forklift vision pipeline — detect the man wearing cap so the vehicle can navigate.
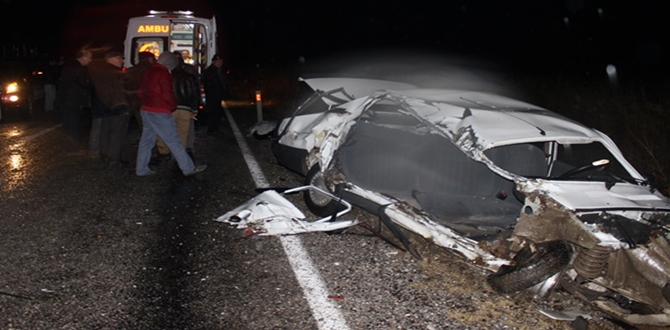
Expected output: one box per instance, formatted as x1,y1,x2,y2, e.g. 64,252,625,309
202,53,229,136
135,51,207,177
88,50,131,165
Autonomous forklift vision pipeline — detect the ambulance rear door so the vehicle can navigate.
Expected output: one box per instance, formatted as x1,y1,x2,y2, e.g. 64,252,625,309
124,14,217,74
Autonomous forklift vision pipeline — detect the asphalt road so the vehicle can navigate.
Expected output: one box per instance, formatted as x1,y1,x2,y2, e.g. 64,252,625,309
0,105,627,330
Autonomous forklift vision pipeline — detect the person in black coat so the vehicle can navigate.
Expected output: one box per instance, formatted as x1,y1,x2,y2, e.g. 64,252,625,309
155,56,202,161
201,53,229,135
55,48,94,150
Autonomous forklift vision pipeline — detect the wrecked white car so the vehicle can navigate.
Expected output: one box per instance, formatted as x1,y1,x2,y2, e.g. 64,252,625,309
218,77,670,327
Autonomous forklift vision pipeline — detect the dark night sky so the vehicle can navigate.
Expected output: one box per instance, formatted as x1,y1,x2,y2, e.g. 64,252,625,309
2,0,667,82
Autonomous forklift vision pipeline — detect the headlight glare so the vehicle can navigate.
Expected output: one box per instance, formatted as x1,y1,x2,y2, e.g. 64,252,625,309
6,82,19,94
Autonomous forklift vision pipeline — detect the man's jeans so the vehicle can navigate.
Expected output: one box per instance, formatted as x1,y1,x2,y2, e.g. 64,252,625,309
136,110,196,176
156,109,193,154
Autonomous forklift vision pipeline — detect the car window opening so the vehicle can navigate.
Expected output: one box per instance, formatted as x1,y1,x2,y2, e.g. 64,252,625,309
337,118,522,238
484,141,634,183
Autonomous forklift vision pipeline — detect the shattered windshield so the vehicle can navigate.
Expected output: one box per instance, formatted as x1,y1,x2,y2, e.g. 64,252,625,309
485,141,636,183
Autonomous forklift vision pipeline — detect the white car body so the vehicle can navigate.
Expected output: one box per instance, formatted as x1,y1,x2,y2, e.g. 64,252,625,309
217,77,670,327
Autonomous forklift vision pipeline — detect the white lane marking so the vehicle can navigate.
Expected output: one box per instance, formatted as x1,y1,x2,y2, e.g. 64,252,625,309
16,124,62,144
224,107,350,330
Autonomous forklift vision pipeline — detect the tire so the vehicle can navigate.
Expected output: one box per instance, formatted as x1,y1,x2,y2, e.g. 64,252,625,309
487,241,571,294
303,164,345,217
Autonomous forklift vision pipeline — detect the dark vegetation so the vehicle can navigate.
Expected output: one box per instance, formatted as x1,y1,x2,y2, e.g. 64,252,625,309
517,73,670,196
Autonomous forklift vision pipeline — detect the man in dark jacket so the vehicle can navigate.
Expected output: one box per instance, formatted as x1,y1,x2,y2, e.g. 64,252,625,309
156,56,201,161
89,50,130,165
135,51,206,177
55,48,93,150
201,53,229,135
123,51,156,131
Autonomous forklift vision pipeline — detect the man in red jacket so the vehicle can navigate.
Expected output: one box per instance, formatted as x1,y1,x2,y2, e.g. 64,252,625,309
135,51,207,177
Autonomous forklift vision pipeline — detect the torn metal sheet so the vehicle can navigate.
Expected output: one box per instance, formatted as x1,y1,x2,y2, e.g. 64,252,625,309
539,309,591,321
215,186,357,236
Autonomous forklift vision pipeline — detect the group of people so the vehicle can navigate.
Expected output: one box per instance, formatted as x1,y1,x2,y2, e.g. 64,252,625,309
55,47,230,177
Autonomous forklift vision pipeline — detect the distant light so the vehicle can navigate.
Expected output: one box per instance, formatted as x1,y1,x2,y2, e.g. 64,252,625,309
563,17,570,27
255,90,262,102
606,64,618,88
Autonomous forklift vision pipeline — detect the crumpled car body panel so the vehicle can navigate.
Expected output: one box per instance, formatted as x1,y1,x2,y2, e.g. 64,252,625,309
215,186,357,236
219,77,670,327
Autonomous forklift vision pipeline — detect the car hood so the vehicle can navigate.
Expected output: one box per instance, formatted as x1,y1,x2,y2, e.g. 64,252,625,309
521,180,670,212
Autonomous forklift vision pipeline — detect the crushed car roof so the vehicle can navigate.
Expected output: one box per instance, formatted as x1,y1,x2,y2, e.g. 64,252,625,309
300,77,418,99
397,89,603,149
303,78,604,149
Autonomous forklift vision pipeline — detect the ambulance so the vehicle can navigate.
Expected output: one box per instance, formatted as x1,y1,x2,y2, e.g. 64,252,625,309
124,10,217,74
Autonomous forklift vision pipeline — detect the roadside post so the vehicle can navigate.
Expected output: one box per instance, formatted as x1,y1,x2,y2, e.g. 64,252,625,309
255,90,263,122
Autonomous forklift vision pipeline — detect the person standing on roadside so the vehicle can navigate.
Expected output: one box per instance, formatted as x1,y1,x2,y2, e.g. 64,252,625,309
124,51,156,132
89,50,131,166
135,51,207,177
156,54,201,162
43,58,60,112
56,48,93,151
202,53,229,136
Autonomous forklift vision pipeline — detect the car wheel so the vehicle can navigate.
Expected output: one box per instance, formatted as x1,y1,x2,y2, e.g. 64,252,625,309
487,241,571,294
303,164,345,217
